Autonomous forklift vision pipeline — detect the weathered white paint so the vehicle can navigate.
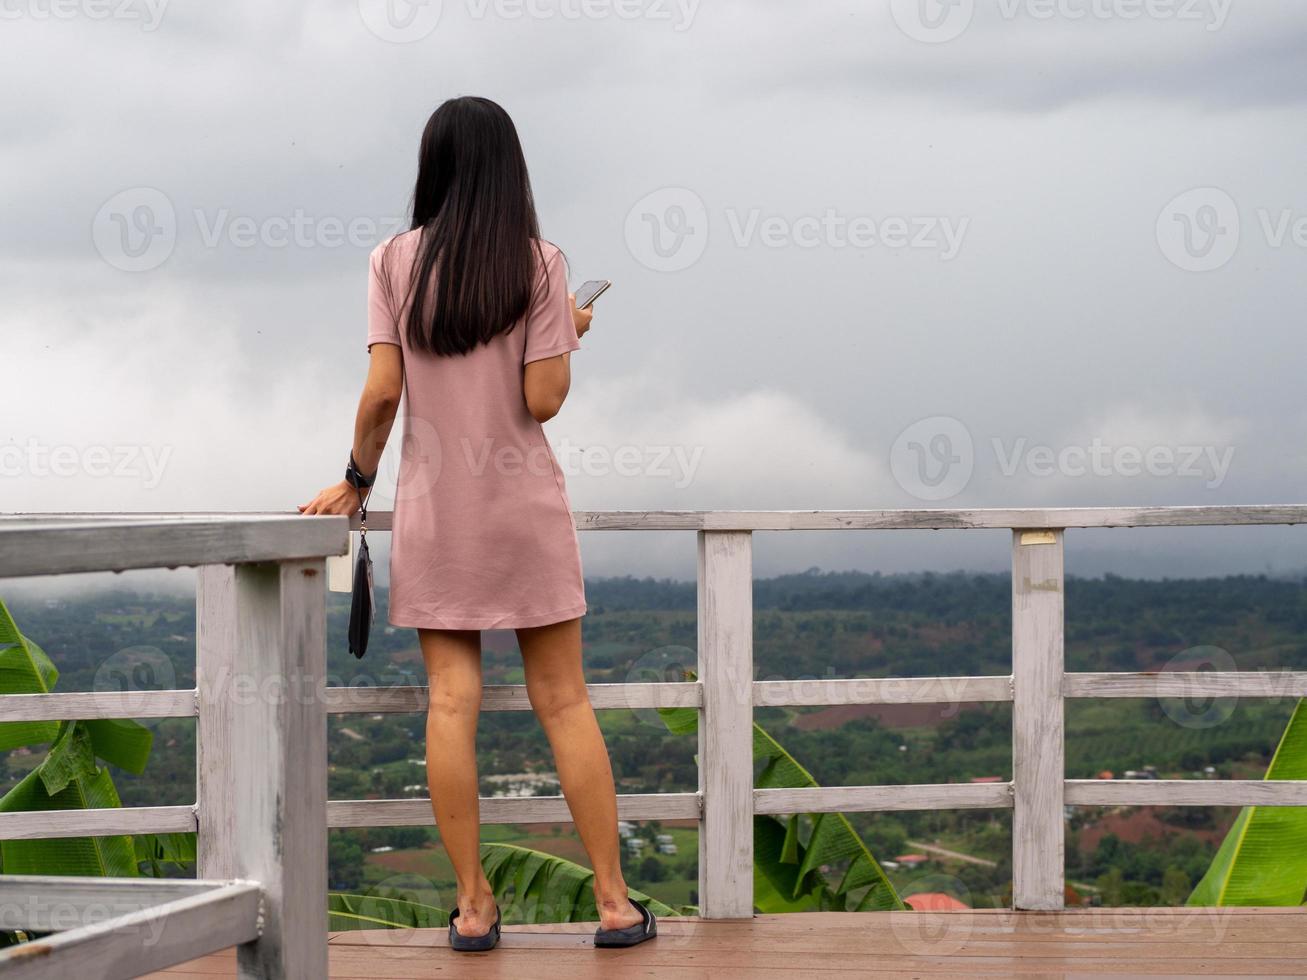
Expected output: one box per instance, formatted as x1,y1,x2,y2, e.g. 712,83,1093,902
0,690,197,722
345,504,1307,533
0,515,348,578
1011,529,1066,911
0,881,261,980
570,505,1307,531
197,561,328,980
324,680,702,714
697,530,755,919
754,782,1013,814
0,875,242,931
753,676,1013,707
1066,779,1307,806
327,792,700,828
0,805,196,840
1065,672,1307,699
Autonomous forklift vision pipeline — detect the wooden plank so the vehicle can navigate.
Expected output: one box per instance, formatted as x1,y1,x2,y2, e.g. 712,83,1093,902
753,675,1012,706
0,876,224,932
323,676,1005,716
754,782,1012,814
0,805,195,840
697,530,755,919
1066,779,1307,806
0,881,261,980
147,910,1307,979
324,681,702,715
342,505,1307,533
0,689,197,722
0,515,348,578
327,792,699,828
196,561,328,979
1065,672,1307,700
566,505,1307,531
1011,528,1065,911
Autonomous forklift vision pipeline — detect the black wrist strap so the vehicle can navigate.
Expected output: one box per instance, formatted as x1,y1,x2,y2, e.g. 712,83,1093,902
346,453,374,533
345,452,376,489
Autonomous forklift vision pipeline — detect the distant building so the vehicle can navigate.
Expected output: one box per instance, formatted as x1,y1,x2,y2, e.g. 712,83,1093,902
905,892,969,911
969,775,1004,784
895,854,929,867
1097,770,1114,780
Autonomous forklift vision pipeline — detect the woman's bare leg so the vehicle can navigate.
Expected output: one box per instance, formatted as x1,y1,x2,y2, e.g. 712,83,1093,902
418,627,497,938
516,617,643,931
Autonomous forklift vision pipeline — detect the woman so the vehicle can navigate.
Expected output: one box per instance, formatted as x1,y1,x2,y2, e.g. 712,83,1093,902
300,97,655,953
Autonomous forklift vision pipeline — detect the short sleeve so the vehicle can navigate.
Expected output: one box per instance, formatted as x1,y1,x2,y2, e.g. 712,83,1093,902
366,241,402,350
523,245,581,365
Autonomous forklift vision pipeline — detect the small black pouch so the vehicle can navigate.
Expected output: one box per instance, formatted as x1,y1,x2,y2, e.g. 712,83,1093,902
347,481,374,659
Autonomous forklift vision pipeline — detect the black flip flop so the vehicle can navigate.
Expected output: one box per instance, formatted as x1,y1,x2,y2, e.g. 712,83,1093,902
448,902,501,952
594,897,657,948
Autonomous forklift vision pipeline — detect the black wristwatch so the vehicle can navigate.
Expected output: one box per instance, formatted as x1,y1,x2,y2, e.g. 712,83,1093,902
345,453,376,489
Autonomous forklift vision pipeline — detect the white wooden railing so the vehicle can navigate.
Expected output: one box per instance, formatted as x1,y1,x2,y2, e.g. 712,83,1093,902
1,506,1307,977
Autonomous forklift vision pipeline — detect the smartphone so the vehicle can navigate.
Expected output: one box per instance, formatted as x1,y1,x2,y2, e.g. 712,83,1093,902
573,279,611,310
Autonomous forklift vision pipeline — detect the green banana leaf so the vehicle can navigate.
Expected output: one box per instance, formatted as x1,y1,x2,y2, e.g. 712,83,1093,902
0,598,153,878
481,842,676,922
0,600,60,750
328,891,449,931
1188,698,1307,906
0,767,138,876
135,832,197,877
658,699,905,912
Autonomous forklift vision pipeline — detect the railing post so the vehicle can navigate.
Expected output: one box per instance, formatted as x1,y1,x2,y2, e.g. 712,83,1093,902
197,561,328,979
1011,529,1066,910
696,530,755,918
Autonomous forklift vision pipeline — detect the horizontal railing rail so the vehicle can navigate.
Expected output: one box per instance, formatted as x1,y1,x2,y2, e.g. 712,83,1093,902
1,504,1305,970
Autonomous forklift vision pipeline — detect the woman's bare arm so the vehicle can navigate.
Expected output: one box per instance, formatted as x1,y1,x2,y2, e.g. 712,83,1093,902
299,343,404,515
523,293,591,423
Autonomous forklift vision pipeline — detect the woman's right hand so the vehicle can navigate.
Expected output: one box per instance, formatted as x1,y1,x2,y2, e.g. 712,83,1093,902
569,293,593,340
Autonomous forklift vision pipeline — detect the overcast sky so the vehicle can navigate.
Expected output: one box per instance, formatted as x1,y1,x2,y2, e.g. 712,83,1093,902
3,0,1306,584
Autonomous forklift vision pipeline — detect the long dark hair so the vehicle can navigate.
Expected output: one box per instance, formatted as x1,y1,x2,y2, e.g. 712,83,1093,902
395,97,543,356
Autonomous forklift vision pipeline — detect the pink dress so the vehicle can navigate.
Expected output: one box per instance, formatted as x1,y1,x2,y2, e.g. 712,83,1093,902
365,230,586,630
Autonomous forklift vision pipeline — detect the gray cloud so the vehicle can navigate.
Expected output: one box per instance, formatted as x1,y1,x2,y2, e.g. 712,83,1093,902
3,0,1305,581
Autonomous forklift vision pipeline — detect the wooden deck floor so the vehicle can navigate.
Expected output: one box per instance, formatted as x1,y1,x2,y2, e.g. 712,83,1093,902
148,908,1307,978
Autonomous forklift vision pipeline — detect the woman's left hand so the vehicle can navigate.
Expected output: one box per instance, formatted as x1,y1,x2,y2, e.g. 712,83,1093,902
569,293,593,340
299,480,366,516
